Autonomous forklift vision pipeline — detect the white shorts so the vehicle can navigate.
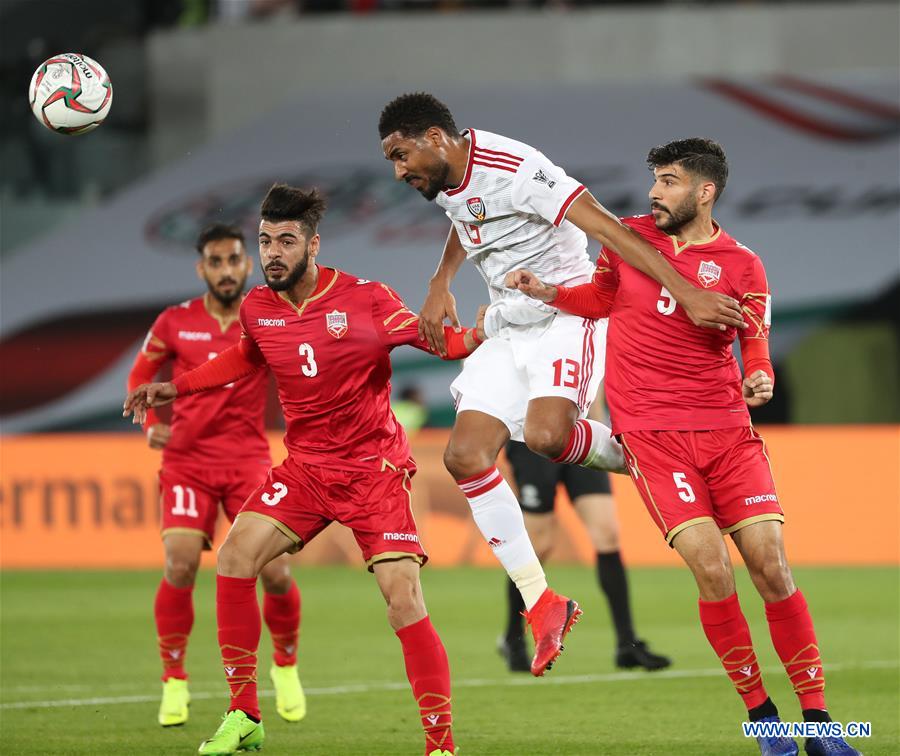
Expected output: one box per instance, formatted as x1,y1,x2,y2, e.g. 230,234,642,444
450,312,607,442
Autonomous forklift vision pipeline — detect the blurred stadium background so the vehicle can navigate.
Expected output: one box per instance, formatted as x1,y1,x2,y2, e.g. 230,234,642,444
0,0,898,754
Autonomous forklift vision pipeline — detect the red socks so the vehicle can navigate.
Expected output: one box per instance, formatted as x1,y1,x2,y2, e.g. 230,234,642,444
263,581,301,667
154,579,193,681
766,589,827,711
396,616,454,756
699,592,769,710
217,575,262,720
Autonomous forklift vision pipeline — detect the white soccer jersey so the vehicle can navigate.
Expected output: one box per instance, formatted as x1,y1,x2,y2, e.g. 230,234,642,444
435,129,595,311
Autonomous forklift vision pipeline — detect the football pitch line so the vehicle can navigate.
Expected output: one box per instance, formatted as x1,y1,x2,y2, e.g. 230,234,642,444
1,659,896,711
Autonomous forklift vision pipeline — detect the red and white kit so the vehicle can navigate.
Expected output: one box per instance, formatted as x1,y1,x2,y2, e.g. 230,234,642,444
173,266,477,568
130,296,271,546
436,128,605,438
552,214,781,543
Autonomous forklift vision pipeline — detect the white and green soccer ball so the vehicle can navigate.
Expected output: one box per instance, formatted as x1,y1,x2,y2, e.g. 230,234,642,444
29,53,113,135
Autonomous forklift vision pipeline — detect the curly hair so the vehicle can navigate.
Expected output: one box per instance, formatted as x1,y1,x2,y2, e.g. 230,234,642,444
378,92,459,140
647,138,729,201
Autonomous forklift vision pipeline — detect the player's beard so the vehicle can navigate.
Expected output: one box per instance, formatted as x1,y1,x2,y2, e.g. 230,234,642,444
264,248,310,292
652,197,698,234
407,157,450,201
206,275,246,306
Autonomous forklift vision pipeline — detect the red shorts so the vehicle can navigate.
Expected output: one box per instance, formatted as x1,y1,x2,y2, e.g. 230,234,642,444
159,460,270,548
618,426,784,545
238,455,426,570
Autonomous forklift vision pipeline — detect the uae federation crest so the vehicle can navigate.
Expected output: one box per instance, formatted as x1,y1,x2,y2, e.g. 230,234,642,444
466,196,485,222
697,260,722,288
326,310,348,339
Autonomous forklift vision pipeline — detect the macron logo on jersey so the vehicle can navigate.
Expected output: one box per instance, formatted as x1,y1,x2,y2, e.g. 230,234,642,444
257,318,286,327
383,532,419,543
178,330,212,341
745,493,778,506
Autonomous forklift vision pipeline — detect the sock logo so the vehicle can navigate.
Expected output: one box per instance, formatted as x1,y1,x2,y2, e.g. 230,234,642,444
224,666,236,677
284,646,294,655
806,667,818,679
739,665,753,676
426,714,440,726
488,537,505,548
169,649,182,659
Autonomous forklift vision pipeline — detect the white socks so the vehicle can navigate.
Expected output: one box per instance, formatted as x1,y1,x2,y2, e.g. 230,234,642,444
458,466,548,610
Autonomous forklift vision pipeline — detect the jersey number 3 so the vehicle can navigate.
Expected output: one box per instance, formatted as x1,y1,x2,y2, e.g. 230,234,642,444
298,343,318,377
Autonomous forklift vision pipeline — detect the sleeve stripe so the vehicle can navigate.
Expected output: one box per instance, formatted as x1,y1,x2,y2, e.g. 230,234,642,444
388,316,420,333
553,185,586,227
473,160,517,173
383,307,414,327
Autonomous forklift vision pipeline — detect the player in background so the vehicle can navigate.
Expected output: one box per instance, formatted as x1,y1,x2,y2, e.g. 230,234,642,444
127,223,304,728
498,387,670,674
379,92,746,676
508,139,861,756
125,185,486,756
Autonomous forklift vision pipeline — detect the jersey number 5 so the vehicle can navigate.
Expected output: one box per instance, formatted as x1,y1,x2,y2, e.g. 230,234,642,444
672,472,696,503
657,286,676,316
298,343,318,377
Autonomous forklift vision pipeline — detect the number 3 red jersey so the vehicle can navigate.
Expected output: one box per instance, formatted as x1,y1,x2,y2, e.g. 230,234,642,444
597,215,771,434
238,266,444,471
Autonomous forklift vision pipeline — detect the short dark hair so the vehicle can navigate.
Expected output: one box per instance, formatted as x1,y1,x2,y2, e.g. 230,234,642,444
260,184,327,236
378,92,459,140
647,138,729,201
195,223,245,254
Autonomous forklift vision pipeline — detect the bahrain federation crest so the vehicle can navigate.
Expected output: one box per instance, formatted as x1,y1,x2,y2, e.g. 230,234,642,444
697,260,722,288
466,196,485,222
326,310,348,339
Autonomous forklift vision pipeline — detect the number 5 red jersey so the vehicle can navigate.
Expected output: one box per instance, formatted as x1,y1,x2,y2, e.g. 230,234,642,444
596,215,772,435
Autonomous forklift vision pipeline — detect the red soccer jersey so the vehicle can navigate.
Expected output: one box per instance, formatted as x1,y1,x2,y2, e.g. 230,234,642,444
236,266,459,471
135,296,270,467
590,215,771,434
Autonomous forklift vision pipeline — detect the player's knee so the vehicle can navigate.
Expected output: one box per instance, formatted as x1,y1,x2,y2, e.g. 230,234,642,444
692,557,734,598
592,526,620,553
523,425,568,460
384,577,425,629
443,441,492,480
753,560,795,602
216,539,258,578
260,566,292,595
165,557,199,588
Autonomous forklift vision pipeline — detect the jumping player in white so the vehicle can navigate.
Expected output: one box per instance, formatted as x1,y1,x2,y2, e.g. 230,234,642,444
379,93,746,676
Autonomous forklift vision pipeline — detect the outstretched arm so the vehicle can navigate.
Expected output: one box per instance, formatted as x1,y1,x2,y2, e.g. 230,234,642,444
564,192,746,330
123,338,265,425
505,269,616,319
376,281,486,359
418,226,468,355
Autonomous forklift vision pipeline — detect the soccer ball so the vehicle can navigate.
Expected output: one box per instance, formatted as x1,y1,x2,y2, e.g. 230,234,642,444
29,53,112,135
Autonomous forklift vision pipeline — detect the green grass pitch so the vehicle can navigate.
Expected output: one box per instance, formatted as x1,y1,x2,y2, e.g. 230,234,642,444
1,566,897,754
